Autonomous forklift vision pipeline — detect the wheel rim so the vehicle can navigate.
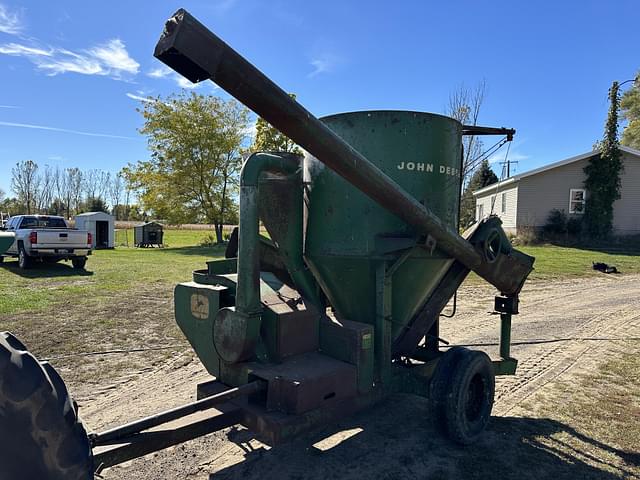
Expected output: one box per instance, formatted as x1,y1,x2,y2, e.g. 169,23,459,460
464,373,487,423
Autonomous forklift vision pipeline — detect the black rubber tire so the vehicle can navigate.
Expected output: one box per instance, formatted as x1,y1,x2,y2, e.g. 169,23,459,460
442,349,495,445
225,226,239,258
428,346,469,432
0,331,93,480
18,245,31,269
71,257,87,270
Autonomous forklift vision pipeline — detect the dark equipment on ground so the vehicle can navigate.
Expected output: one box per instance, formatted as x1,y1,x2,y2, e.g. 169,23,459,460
0,9,535,478
592,261,619,274
134,221,164,248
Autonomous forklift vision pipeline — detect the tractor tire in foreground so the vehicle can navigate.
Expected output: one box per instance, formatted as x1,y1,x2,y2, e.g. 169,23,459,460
0,331,93,480
429,347,495,445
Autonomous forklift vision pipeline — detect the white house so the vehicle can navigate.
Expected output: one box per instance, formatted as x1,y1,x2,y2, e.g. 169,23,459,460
74,211,115,248
473,146,640,235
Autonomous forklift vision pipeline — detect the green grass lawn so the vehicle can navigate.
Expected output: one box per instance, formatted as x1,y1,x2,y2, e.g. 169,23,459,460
0,229,226,315
1,232,640,316
520,244,640,281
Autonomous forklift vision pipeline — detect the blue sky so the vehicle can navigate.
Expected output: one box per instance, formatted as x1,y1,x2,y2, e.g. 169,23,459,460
0,0,638,196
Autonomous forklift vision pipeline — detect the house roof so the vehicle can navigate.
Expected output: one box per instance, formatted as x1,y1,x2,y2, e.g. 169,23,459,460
473,145,640,196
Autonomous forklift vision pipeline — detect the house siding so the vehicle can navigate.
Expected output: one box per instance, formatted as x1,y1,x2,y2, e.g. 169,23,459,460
516,158,589,229
474,184,518,234
613,152,640,234
515,151,640,235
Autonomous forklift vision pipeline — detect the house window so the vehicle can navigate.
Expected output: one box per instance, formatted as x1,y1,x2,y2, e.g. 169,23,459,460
501,193,507,214
477,204,484,220
569,189,586,214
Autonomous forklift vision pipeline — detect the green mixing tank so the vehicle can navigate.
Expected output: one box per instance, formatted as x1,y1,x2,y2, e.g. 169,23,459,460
305,111,462,342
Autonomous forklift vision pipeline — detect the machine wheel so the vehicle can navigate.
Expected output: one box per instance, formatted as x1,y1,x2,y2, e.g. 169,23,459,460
72,257,87,270
0,332,93,480
18,245,32,269
442,349,495,445
428,346,468,431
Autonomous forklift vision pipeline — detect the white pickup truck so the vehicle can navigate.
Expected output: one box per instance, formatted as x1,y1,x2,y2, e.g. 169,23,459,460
0,215,92,269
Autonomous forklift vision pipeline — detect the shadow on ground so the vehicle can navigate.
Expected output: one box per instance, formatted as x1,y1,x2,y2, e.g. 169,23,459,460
546,240,640,257
210,395,638,480
158,245,226,257
0,260,93,278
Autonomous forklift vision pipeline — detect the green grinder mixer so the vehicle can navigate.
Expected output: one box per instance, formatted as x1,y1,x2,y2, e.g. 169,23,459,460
157,7,534,445
0,10,535,478
0,231,14,255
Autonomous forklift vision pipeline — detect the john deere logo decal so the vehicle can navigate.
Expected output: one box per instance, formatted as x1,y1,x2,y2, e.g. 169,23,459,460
190,293,209,320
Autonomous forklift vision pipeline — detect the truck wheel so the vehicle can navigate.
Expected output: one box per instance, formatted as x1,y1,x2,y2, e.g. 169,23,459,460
18,245,32,269
72,257,87,270
0,332,93,480
442,349,495,445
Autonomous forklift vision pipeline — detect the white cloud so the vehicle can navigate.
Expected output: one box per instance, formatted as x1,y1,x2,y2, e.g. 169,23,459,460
176,75,198,89
0,4,22,35
308,53,340,78
147,63,209,90
126,92,154,103
87,39,139,75
0,42,51,56
147,64,172,79
0,104,19,108
0,120,136,140
0,38,139,79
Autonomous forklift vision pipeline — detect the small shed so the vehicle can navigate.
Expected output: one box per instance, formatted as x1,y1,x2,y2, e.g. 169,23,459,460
74,212,115,249
134,222,164,247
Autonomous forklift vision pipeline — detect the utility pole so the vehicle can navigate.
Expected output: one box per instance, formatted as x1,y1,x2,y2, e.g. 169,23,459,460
500,159,518,178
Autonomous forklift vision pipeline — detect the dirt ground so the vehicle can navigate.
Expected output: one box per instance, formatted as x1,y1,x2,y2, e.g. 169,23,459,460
39,274,640,478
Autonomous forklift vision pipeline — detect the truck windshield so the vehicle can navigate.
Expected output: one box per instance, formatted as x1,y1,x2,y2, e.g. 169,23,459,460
19,217,68,229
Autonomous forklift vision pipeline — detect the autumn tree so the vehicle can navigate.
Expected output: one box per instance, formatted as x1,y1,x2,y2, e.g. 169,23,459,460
11,160,39,214
250,93,302,154
109,173,125,216
621,73,640,149
447,80,486,185
36,165,54,213
128,92,250,243
459,159,499,228
584,82,624,238
66,168,83,217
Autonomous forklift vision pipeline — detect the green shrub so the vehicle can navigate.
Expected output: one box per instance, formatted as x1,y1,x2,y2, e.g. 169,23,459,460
567,217,583,235
544,209,568,235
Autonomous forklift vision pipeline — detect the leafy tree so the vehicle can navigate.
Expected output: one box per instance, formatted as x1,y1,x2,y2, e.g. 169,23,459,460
47,198,67,216
81,197,109,213
621,73,640,149
250,93,302,154
459,159,498,228
0,197,22,216
583,81,623,238
127,92,250,243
